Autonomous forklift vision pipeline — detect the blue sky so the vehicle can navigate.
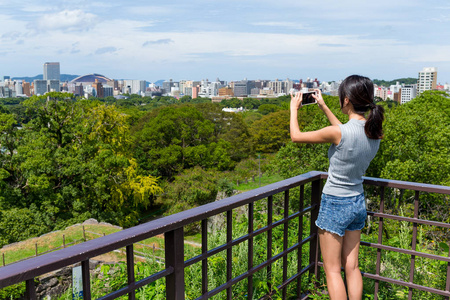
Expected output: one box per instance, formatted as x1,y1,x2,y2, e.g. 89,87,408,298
1,0,449,83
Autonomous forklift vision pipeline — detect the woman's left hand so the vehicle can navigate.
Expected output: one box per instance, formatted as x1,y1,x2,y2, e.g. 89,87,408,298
290,91,303,110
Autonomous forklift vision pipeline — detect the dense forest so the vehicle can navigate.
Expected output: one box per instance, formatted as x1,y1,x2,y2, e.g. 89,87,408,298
1,91,449,247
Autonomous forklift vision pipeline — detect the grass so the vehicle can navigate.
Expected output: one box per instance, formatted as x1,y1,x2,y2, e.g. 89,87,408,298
234,173,284,192
0,224,201,267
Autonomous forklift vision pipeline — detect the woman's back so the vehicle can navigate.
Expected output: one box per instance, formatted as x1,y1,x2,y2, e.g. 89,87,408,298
323,119,380,197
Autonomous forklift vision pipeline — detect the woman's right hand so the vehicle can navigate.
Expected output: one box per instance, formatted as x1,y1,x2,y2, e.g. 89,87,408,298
312,89,327,110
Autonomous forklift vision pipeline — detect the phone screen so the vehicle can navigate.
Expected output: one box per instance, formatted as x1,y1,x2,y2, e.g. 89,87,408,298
302,92,316,105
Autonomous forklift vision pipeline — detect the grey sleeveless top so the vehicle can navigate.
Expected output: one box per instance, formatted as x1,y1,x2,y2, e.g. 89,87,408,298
322,119,380,197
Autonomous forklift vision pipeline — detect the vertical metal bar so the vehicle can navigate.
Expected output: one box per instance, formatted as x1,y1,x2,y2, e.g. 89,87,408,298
408,191,420,300
248,202,254,300
267,195,273,291
2,253,5,266
374,186,385,300
63,234,66,248
297,185,305,297
25,278,37,300
165,227,185,300
282,190,289,300
127,244,136,300
83,225,86,241
201,219,208,295
226,210,233,300
81,259,91,300
445,240,450,300
310,179,321,279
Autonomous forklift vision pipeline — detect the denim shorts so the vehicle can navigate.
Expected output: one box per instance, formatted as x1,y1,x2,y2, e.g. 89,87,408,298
315,193,367,237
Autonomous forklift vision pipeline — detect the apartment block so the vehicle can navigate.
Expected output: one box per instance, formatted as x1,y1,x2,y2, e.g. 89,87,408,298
418,67,437,94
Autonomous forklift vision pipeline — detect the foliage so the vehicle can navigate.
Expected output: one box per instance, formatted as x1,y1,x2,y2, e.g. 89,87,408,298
250,110,290,153
0,93,162,246
372,78,418,87
0,282,26,300
158,166,219,218
133,104,252,179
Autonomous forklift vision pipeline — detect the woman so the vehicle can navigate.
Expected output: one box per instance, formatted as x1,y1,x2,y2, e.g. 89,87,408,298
290,75,384,300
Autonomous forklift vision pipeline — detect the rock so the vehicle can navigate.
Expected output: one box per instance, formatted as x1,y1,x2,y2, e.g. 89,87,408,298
82,218,99,225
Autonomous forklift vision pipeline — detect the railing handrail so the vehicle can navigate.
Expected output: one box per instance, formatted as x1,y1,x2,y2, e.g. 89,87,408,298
0,171,323,288
0,170,448,292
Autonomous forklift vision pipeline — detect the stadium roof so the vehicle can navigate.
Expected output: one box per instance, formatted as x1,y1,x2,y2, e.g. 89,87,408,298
71,73,111,83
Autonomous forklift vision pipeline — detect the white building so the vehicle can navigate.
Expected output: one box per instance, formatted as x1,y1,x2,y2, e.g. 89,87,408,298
418,67,437,94
400,84,417,104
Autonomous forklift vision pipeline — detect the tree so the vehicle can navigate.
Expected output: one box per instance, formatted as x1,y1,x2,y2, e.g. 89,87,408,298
0,93,162,242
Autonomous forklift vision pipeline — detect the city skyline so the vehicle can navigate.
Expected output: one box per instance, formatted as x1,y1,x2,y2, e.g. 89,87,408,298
1,1,450,83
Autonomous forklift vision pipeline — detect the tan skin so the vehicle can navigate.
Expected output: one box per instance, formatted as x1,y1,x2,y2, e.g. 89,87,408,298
290,89,365,300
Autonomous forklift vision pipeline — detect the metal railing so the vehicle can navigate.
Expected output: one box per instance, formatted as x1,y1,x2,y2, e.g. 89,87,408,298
0,171,449,299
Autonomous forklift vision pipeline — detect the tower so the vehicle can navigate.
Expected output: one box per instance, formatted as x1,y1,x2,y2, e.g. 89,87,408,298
43,62,60,81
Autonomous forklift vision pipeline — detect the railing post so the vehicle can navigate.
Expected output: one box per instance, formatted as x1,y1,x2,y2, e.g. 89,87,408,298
446,241,450,300
309,178,321,279
374,186,385,300
127,245,136,300
25,278,37,300
267,195,273,292
165,227,185,300
81,259,91,300
201,219,208,296
248,202,254,300
408,191,420,300
297,184,305,297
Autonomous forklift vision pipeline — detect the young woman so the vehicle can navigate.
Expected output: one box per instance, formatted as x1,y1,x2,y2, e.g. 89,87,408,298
289,75,384,300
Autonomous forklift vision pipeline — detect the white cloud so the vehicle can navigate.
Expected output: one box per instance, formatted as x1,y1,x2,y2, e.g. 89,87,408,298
35,10,97,31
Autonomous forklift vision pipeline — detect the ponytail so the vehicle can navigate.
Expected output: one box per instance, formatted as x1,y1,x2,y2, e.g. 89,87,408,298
365,104,384,139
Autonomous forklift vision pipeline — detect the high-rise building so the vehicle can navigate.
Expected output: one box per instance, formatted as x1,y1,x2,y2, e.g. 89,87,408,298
43,62,60,81
418,67,437,94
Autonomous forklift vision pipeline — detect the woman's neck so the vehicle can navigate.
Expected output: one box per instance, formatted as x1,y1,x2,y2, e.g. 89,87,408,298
348,111,366,121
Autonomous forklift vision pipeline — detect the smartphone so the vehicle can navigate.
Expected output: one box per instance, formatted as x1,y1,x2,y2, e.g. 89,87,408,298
302,91,317,106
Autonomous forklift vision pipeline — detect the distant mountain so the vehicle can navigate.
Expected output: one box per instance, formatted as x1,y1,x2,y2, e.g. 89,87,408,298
11,74,80,82
153,80,165,87
372,77,418,87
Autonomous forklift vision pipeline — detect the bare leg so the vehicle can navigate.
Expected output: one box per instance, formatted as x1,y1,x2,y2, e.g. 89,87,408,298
318,229,347,300
342,230,363,300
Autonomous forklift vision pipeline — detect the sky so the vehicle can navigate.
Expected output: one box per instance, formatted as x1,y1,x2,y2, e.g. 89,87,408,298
1,0,450,83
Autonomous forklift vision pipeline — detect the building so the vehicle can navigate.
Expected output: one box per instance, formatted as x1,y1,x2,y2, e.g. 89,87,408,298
43,62,60,81
124,80,146,95
219,87,233,97
22,81,31,96
400,84,417,104
418,67,437,94
48,80,60,92
233,80,249,97
33,79,48,95
103,85,114,97
192,86,200,98
92,79,104,98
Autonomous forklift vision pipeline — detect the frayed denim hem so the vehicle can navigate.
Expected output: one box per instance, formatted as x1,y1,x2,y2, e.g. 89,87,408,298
315,221,345,237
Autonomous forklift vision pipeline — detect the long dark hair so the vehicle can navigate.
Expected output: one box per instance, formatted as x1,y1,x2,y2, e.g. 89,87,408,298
338,75,384,139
